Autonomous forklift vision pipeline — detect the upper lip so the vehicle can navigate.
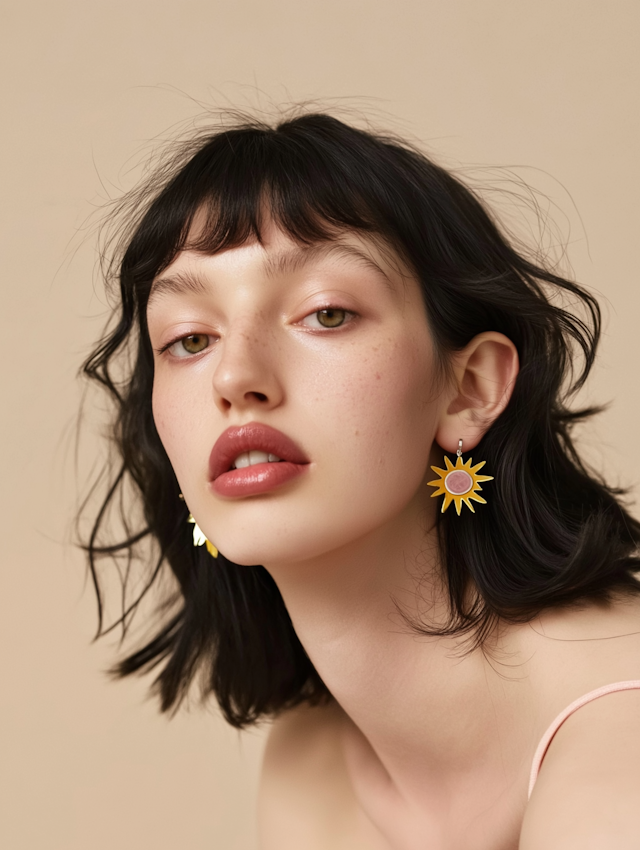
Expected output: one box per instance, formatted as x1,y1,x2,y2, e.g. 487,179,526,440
208,422,310,481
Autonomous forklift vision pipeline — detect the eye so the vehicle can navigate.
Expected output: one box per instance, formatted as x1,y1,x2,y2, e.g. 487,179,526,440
302,308,351,329
166,333,211,357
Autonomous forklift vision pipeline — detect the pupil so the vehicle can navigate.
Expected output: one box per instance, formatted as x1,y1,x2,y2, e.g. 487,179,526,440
318,309,345,328
184,334,206,352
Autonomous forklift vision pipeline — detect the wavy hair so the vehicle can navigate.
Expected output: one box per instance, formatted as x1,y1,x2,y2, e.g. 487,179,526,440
82,112,640,728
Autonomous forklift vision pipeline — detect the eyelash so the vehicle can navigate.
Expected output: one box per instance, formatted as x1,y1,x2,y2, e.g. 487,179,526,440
155,334,214,358
155,306,356,358
299,306,356,330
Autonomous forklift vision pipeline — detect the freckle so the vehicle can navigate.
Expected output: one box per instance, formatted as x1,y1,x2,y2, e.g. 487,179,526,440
355,430,359,436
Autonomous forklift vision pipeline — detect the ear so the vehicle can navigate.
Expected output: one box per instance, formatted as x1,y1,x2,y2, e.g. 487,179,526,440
435,332,519,454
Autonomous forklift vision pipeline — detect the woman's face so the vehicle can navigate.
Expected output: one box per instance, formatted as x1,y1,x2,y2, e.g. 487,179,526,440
147,220,448,567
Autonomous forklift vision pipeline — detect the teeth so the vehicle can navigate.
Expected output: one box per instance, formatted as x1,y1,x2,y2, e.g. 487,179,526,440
233,452,252,469
232,451,282,469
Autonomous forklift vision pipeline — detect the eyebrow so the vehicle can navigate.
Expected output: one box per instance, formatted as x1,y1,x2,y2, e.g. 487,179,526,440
147,269,209,305
148,241,394,305
263,242,395,291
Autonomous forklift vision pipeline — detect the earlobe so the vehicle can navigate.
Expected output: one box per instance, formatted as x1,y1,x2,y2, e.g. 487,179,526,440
435,332,519,453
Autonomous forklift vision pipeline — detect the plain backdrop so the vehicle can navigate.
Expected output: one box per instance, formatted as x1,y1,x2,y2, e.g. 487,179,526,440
1,2,639,848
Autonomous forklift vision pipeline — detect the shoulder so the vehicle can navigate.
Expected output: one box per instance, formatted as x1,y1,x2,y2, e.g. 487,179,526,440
258,700,389,850
520,687,640,850
257,700,350,850
260,699,345,787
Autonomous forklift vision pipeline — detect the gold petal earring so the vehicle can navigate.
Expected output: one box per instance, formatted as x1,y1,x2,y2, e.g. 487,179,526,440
427,439,493,515
179,494,219,558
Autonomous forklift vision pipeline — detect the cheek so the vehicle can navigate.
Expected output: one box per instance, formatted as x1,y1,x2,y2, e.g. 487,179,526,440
151,384,179,466
151,376,206,482
317,334,441,492
351,335,437,428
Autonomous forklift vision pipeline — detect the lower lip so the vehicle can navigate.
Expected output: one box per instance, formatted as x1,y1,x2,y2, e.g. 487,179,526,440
210,461,308,497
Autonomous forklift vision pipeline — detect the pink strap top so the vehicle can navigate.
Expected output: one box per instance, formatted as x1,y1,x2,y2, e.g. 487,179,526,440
528,679,640,798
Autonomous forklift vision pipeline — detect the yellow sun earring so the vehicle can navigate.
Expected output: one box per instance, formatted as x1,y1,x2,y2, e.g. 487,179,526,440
188,514,219,558
179,495,218,557
428,439,493,515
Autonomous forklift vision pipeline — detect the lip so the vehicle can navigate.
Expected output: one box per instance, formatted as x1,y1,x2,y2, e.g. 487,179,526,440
209,422,310,498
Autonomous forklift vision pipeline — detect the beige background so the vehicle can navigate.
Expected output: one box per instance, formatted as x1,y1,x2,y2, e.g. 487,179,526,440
1,2,639,848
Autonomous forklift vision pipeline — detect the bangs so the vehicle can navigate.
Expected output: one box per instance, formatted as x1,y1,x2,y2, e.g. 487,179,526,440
189,123,383,253
123,116,414,301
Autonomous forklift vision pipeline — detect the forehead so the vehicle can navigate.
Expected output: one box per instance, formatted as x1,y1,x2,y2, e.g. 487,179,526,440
148,223,412,305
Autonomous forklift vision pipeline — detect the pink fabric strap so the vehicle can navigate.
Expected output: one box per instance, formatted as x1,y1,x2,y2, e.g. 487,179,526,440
528,679,640,798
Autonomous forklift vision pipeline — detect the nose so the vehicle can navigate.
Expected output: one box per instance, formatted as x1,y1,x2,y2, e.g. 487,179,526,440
211,322,284,413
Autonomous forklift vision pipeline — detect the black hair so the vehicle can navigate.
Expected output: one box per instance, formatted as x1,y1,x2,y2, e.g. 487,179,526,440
82,111,640,728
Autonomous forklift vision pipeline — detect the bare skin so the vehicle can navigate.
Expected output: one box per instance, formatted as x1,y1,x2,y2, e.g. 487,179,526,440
259,598,640,850
147,220,640,850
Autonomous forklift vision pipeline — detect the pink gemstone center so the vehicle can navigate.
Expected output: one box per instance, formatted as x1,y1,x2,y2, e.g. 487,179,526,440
445,469,473,496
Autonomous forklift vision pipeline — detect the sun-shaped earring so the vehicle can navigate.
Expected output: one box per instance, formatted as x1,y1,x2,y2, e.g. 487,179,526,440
188,514,219,558
427,439,493,515
179,493,219,557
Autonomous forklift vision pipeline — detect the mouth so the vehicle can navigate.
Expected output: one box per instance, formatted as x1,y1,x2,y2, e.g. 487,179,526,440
209,422,310,497
231,450,284,469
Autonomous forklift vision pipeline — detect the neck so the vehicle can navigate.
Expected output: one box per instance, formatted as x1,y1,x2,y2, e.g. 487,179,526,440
264,497,535,802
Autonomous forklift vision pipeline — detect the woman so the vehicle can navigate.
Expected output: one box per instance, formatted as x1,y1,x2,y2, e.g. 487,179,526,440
83,111,640,849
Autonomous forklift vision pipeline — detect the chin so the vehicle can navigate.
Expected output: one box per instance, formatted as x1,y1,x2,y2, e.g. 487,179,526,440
220,548,267,567
214,535,291,567
216,528,336,569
